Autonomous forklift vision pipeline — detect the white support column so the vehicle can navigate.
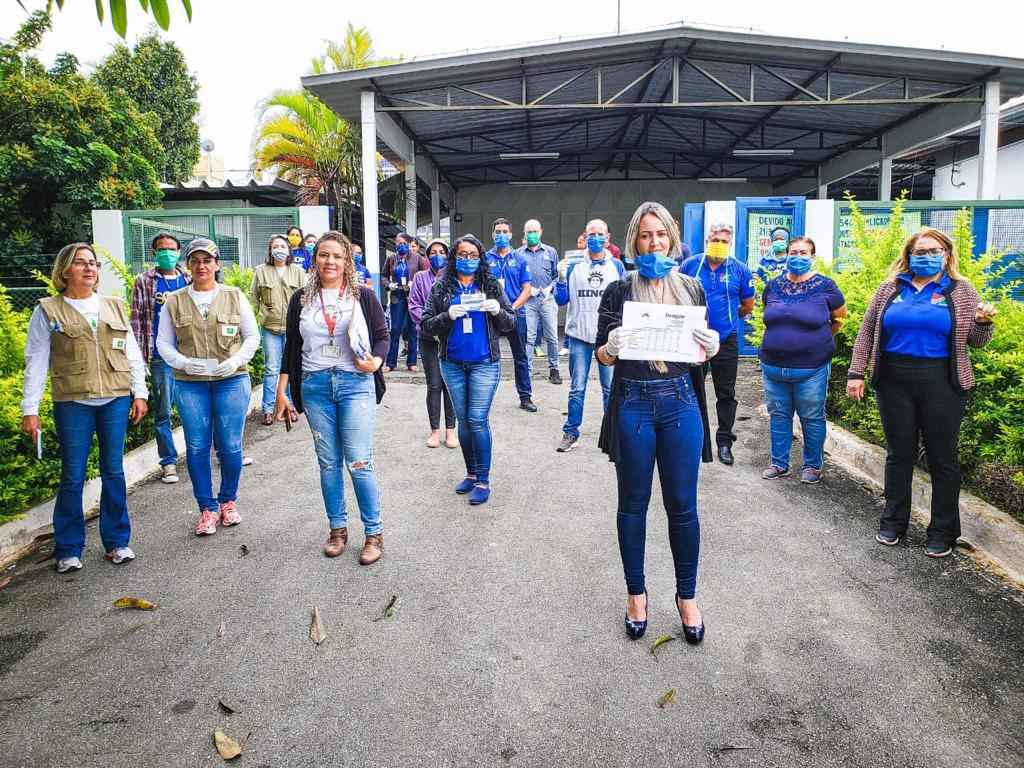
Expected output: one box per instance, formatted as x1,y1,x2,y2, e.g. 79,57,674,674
817,166,828,200
978,80,1001,199
405,153,417,236
879,135,893,202
431,187,441,239
360,90,380,289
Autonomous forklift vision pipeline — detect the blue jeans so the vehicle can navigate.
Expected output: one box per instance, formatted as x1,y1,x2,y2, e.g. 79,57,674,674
301,369,382,533
441,359,501,485
506,311,532,401
761,362,830,471
386,294,417,368
615,376,704,600
175,375,251,512
562,335,614,439
149,357,178,465
52,397,132,558
261,328,291,414
525,297,559,372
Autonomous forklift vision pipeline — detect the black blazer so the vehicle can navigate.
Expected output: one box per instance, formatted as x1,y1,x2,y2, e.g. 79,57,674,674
421,276,516,363
280,285,390,410
594,275,714,465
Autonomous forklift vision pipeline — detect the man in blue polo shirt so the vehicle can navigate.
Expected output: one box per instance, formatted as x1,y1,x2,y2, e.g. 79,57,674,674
680,223,755,465
486,217,535,411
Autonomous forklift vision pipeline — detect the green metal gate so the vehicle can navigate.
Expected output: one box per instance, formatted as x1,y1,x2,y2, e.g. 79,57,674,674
122,207,300,274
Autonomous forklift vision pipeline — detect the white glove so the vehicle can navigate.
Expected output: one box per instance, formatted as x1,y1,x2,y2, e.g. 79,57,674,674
388,282,398,291
481,299,500,315
448,303,468,320
529,286,540,298
184,358,207,376
605,327,640,357
212,358,238,378
557,259,569,282
692,327,720,359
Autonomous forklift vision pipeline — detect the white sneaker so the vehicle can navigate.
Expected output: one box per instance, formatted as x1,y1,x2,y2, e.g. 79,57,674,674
242,455,253,466
558,347,569,357
105,547,136,565
56,556,83,573
160,464,179,484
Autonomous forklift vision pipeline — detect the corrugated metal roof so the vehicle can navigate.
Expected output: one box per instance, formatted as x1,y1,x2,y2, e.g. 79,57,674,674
303,24,1024,189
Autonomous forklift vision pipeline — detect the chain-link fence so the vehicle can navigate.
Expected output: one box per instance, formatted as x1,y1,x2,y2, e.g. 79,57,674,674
1,254,55,312
123,207,300,274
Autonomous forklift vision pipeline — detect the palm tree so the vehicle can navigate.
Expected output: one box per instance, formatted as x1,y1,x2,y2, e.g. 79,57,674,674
310,22,401,74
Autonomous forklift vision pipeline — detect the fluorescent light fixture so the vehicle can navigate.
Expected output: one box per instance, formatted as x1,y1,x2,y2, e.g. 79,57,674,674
507,181,558,187
698,177,748,183
498,152,561,160
732,149,795,157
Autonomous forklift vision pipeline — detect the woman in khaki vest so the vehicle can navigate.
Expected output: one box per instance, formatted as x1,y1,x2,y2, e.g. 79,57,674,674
156,238,260,537
252,234,305,425
21,243,150,574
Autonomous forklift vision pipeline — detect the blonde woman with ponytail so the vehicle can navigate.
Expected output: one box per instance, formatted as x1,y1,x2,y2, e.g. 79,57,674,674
595,202,720,645
276,231,391,564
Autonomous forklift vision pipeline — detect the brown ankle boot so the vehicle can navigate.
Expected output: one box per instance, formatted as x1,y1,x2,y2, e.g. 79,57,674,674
323,527,348,558
359,534,383,565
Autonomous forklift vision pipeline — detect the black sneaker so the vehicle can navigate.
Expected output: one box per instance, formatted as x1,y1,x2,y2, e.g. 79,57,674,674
925,542,953,558
549,369,562,385
520,399,538,413
875,532,901,546
557,434,578,452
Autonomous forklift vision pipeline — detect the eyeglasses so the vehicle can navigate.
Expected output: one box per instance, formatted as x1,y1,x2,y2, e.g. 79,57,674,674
70,259,99,268
911,248,945,258
455,251,479,258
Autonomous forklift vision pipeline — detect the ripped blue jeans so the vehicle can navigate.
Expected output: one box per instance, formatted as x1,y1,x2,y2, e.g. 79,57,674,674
300,368,382,534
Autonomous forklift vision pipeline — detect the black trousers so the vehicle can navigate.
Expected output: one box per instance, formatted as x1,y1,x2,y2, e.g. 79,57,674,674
419,336,456,431
703,333,739,447
875,354,967,546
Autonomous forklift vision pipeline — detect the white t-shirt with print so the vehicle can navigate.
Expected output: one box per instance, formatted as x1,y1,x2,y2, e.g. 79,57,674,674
300,288,356,372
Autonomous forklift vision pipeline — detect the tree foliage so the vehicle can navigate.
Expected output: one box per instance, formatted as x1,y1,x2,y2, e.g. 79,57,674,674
93,33,200,183
0,11,165,254
35,0,194,38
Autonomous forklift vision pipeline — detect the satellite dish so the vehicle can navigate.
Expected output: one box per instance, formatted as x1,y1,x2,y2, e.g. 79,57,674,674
200,139,215,152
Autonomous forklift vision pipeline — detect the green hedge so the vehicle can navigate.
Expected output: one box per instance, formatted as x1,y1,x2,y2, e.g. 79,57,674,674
751,195,1024,521
0,261,262,526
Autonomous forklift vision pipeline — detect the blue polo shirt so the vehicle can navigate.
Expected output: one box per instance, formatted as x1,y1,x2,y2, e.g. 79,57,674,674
355,263,371,284
679,255,755,340
882,273,952,358
446,284,491,363
486,248,532,309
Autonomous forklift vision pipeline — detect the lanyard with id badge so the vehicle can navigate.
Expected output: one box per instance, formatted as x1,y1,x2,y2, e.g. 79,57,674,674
319,290,344,361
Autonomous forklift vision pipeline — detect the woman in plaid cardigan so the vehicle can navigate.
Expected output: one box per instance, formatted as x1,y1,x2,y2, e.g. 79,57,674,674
846,228,996,558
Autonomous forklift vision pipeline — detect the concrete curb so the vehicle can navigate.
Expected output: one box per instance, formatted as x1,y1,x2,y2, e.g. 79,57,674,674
758,404,1024,588
0,389,261,570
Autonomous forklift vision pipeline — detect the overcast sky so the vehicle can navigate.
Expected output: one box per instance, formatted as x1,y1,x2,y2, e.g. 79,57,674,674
3,0,1021,175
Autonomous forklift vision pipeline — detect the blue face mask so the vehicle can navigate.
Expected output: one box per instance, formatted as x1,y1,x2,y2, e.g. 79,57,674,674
636,252,677,280
455,258,479,276
493,232,510,249
586,234,606,254
429,254,446,271
908,254,944,277
786,255,812,276
396,242,410,256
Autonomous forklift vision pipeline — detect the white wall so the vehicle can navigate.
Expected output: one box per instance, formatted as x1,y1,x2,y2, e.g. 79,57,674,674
451,179,771,254
90,209,125,297
805,199,836,265
932,140,1024,200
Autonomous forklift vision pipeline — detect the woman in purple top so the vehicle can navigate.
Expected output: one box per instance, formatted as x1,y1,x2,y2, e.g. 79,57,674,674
409,238,458,449
759,236,847,484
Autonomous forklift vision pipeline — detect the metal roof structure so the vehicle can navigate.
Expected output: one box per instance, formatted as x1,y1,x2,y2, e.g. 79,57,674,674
303,25,1024,194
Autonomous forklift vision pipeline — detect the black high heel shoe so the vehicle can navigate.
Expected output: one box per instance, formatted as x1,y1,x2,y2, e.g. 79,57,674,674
624,592,648,639
676,595,705,645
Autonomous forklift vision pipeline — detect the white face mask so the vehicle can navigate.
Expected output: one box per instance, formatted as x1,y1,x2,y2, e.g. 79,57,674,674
272,249,288,262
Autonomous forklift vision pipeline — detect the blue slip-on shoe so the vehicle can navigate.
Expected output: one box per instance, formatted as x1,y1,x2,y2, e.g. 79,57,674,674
455,477,476,495
469,484,491,505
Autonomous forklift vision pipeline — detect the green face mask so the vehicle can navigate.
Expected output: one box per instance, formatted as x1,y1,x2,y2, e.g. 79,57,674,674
155,248,179,271
525,232,541,247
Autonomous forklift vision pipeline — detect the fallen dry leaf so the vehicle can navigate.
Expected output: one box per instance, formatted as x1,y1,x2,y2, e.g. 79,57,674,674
309,606,326,645
113,596,157,610
239,544,249,557
217,621,226,639
657,688,677,709
213,728,242,760
650,634,676,657
0,575,12,591
372,594,398,622
218,698,238,715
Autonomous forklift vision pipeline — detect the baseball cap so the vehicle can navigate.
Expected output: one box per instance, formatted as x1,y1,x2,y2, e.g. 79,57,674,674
184,237,219,260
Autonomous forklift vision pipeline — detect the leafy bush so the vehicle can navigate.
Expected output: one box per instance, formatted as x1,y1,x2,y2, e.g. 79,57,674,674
748,194,1024,519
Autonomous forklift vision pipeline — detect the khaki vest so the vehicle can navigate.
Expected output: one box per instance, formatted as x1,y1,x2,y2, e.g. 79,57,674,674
39,295,132,402
162,286,249,381
253,263,305,333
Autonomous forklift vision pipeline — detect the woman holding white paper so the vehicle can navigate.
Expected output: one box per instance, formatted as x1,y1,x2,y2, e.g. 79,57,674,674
595,202,720,644
276,231,390,563
157,238,260,537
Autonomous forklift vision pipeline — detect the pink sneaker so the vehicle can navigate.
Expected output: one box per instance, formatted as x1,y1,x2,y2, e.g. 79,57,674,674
195,508,219,536
219,501,241,527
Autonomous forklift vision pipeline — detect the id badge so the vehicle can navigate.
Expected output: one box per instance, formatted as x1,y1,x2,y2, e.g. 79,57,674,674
462,317,473,334
111,337,126,351
221,325,238,338
320,343,341,359
401,276,408,286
